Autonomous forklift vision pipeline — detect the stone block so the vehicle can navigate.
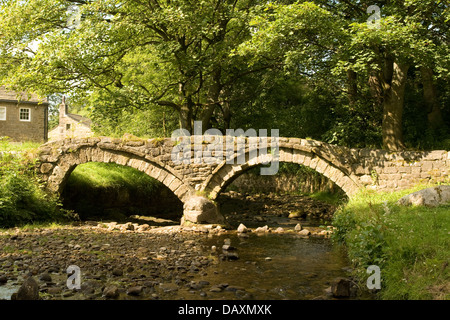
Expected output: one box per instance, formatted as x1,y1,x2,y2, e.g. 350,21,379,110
182,196,225,225
40,163,54,174
421,161,434,172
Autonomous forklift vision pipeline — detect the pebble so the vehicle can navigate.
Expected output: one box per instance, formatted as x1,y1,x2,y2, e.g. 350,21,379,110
209,286,222,292
127,286,143,296
112,268,123,276
103,285,120,299
39,272,52,283
0,275,7,285
47,287,62,295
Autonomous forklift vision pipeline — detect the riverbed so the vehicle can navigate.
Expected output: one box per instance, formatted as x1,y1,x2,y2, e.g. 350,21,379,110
0,192,364,300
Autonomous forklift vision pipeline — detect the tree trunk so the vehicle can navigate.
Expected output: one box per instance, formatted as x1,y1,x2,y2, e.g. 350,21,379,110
179,102,193,132
347,69,358,106
381,61,409,151
202,68,222,131
368,70,383,112
421,66,444,129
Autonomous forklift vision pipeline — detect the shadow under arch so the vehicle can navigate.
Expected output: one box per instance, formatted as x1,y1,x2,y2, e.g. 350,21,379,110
61,161,184,222
202,146,360,200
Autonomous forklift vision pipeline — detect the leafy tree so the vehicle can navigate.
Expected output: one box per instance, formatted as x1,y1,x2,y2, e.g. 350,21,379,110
0,0,276,132
238,0,450,150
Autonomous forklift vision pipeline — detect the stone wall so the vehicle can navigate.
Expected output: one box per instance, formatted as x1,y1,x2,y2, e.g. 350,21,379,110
351,149,450,192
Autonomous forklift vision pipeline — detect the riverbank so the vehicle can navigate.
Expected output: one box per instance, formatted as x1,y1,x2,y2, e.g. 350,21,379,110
331,185,450,300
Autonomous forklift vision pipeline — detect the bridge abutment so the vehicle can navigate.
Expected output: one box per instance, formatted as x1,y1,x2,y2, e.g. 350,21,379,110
181,196,225,226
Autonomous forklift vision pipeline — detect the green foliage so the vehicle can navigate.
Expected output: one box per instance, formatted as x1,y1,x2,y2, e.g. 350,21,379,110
332,186,450,299
0,0,449,149
0,142,70,228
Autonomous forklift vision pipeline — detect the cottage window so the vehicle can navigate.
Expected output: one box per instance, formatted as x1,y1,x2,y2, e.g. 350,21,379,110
19,108,30,121
0,107,5,121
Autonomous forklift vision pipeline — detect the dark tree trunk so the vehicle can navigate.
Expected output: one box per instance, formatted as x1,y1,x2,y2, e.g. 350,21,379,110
347,69,358,106
179,102,193,133
421,66,444,130
381,60,409,151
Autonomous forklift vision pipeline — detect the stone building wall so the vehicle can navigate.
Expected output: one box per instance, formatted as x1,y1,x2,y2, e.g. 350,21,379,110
48,98,94,141
0,101,48,143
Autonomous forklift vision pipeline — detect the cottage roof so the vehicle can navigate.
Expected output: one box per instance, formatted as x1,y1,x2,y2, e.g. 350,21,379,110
66,113,92,127
0,86,48,105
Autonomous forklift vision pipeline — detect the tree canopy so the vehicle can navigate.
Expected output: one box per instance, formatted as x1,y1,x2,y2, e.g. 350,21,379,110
0,0,449,150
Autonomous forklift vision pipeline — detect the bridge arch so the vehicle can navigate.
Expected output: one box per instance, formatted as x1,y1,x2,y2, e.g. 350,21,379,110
202,145,361,200
40,144,195,203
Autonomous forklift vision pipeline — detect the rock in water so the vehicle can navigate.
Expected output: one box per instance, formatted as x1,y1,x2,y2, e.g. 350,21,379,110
398,185,450,207
15,277,39,300
298,229,310,236
237,224,247,233
331,277,351,298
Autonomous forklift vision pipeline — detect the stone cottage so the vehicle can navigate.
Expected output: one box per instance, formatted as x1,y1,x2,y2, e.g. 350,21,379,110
0,86,49,143
48,97,94,140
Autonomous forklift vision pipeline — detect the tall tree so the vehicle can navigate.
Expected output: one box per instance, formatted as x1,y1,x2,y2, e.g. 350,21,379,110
0,0,274,132
238,0,450,150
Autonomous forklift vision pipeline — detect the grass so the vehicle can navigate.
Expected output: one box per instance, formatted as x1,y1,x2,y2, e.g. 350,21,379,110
67,162,160,192
307,191,346,206
332,184,450,300
0,137,41,152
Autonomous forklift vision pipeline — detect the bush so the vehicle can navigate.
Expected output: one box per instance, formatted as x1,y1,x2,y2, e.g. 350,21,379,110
0,146,70,228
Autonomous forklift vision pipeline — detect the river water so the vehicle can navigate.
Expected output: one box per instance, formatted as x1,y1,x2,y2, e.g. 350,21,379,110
166,231,356,300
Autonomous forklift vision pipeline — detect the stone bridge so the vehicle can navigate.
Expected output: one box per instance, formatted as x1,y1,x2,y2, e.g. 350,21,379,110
36,136,449,225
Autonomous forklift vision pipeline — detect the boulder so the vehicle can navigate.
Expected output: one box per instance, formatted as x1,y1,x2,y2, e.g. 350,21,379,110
398,185,450,207
14,277,39,300
237,223,248,233
298,229,311,236
182,196,225,225
331,277,351,298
